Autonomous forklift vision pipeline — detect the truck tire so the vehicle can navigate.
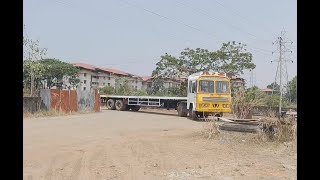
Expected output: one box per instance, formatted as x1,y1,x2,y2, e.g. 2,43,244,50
190,110,198,120
188,105,198,121
177,102,187,117
115,100,127,111
199,112,209,118
106,99,116,110
220,123,260,133
131,105,141,111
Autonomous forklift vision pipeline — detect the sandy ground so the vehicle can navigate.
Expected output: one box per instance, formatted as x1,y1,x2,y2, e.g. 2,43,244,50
23,108,297,180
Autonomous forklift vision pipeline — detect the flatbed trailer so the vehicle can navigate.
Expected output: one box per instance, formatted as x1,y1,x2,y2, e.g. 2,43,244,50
100,95,187,111
100,71,233,120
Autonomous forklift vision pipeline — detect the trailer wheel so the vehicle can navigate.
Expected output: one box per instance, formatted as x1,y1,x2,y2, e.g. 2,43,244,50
115,100,127,111
131,105,141,111
177,102,187,117
125,105,131,111
106,99,116,110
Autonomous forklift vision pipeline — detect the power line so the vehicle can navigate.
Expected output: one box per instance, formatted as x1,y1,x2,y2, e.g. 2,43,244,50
118,0,220,42
47,0,274,64
212,0,276,39
175,0,259,40
49,0,213,47
118,0,273,55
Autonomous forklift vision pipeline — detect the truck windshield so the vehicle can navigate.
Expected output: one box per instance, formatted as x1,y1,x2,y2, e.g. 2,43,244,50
216,81,229,93
199,80,214,93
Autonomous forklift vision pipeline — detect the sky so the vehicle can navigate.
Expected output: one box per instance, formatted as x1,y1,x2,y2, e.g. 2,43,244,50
23,0,297,88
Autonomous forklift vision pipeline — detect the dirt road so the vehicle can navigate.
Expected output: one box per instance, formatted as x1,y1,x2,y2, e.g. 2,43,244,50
23,109,296,180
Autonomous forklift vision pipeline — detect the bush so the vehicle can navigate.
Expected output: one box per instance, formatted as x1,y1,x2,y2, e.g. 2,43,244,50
100,86,115,95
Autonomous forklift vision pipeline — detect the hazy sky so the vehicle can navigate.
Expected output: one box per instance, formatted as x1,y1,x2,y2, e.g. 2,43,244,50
24,0,297,88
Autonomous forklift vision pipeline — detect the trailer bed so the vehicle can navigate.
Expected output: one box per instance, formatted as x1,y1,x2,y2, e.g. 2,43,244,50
100,95,187,107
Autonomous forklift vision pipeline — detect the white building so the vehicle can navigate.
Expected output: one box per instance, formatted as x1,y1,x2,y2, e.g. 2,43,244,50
73,63,143,91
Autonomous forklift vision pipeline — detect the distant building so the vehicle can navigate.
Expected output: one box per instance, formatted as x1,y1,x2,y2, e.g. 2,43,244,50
260,88,273,96
230,75,246,88
73,63,143,91
71,63,182,91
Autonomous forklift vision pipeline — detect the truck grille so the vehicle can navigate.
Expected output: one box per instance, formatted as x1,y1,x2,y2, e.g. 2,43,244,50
202,97,229,102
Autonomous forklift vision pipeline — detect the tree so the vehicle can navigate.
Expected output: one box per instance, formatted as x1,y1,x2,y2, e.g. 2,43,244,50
23,35,48,96
39,59,80,89
114,77,132,95
100,86,115,95
152,41,256,95
215,41,255,77
23,60,47,95
263,95,289,108
146,78,165,95
152,41,255,79
286,75,297,103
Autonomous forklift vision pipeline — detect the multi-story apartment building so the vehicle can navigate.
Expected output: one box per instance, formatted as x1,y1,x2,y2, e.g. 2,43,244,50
72,63,185,91
73,63,144,91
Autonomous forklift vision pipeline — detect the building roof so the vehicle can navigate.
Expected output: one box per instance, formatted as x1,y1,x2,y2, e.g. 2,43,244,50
142,76,153,81
73,63,96,71
73,63,129,76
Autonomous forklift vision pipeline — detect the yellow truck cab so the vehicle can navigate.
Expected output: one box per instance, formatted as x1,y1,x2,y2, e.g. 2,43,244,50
186,71,232,119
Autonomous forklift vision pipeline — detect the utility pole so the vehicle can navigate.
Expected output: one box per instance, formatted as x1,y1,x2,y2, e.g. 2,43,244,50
271,30,293,119
279,36,283,116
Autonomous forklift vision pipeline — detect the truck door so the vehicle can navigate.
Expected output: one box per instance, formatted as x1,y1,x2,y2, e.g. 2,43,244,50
187,80,197,110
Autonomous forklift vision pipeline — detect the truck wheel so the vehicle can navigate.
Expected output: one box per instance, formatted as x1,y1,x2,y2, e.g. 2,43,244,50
177,103,187,117
106,99,116,110
191,110,198,120
131,105,140,111
115,100,127,111
199,112,209,118
188,108,198,121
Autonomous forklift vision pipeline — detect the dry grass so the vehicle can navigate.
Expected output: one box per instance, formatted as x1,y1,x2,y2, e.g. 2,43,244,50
265,108,278,118
201,118,220,139
258,116,297,143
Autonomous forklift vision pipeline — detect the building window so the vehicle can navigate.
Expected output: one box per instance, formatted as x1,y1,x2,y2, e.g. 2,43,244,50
84,80,86,84
104,77,106,80
135,80,137,84
108,83,110,86
135,86,137,89
103,83,105,85
84,73,87,77
97,76,99,79
83,87,86,91
108,77,111,80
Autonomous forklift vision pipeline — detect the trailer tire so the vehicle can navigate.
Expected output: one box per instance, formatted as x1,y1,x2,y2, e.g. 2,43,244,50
131,105,141,111
106,99,116,110
115,100,127,111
